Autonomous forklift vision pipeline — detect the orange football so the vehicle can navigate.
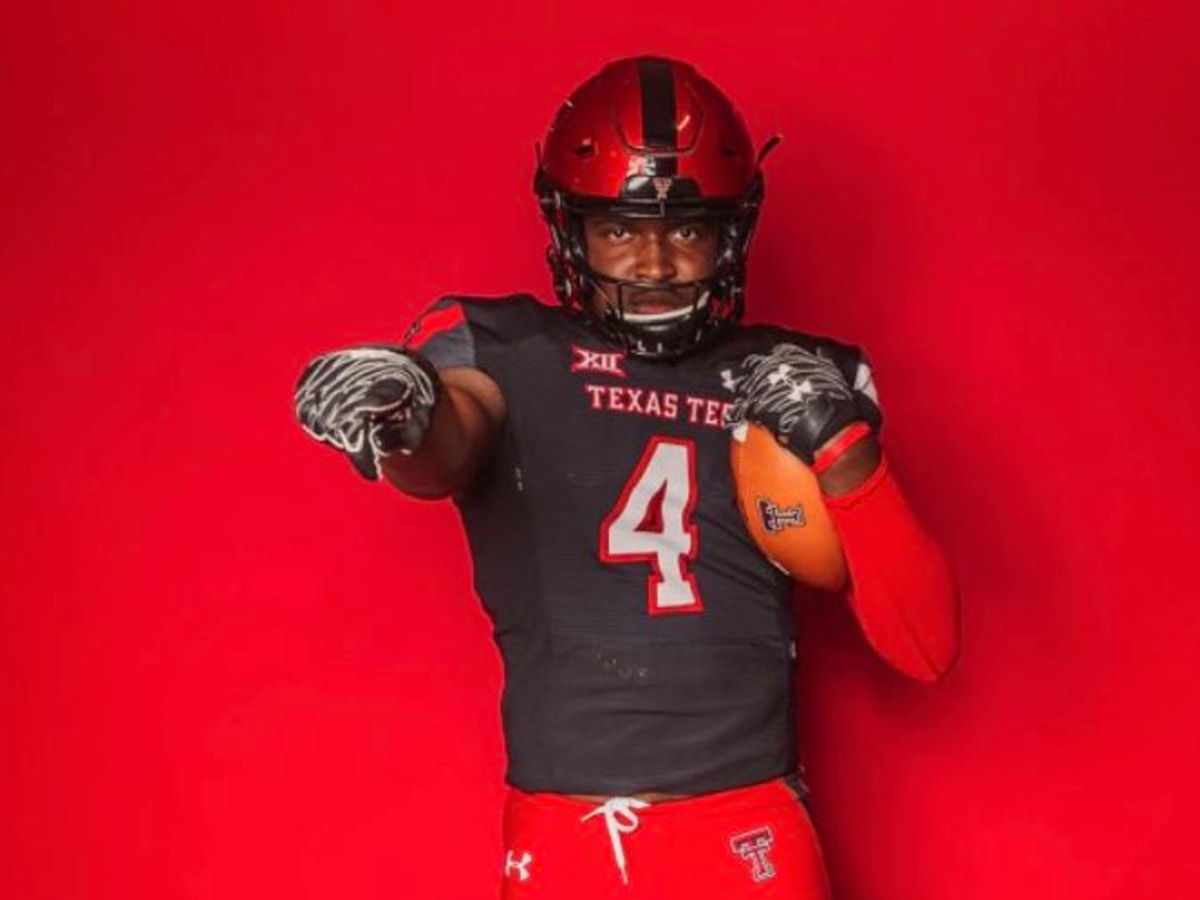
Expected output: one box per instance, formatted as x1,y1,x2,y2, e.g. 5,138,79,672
729,421,848,591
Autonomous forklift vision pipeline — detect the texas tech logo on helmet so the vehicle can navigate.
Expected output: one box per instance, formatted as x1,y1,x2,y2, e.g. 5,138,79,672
730,827,777,883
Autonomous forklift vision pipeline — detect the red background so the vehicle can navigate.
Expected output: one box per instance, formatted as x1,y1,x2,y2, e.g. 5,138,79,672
3,2,1198,898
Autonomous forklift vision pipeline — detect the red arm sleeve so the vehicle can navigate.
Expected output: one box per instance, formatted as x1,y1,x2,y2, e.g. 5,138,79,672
824,453,962,682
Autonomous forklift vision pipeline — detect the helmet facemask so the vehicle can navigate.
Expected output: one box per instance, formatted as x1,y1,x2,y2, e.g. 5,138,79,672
536,174,764,359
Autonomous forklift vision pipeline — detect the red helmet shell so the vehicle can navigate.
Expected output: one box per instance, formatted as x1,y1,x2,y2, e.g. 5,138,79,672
540,57,757,204
535,56,769,359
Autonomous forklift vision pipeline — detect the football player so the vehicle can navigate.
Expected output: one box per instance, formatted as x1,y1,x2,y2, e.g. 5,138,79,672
295,57,960,899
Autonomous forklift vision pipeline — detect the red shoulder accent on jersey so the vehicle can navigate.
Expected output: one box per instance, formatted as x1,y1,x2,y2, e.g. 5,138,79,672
406,302,466,351
825,455,961,682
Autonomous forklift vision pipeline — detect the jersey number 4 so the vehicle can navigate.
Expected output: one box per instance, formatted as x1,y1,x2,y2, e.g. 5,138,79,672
600,437,704,616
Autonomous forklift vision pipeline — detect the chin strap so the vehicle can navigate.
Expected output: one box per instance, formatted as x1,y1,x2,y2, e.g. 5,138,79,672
582,273,725,358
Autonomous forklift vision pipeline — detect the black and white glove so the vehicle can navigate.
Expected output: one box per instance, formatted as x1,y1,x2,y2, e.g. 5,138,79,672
294,345,442,481
724,343,880,465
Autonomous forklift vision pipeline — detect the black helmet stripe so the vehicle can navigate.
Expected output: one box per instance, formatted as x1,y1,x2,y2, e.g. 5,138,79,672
638,58,678,177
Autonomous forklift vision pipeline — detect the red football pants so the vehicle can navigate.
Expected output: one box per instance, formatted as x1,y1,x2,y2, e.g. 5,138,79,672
500,779,832,899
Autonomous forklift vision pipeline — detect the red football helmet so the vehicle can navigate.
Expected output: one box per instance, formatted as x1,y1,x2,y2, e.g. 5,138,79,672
535,56,776,359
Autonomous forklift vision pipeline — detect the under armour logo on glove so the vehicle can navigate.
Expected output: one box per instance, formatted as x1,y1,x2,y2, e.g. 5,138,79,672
294,345,441,481
724,343,875,465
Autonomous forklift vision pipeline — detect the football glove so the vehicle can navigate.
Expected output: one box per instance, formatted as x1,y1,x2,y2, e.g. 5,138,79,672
294,345,441,481
725,343,880,465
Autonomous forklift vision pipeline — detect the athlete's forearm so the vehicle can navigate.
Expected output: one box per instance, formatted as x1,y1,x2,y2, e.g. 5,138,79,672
378,381,499,499
825,454,961,681
816,433,882,496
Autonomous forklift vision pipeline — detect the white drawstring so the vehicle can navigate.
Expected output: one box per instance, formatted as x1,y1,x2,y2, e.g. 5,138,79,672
581,797,651,886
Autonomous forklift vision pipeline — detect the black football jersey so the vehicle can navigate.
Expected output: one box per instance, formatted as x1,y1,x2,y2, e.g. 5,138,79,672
408,294,878,795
